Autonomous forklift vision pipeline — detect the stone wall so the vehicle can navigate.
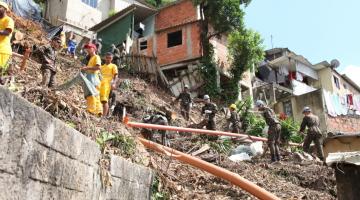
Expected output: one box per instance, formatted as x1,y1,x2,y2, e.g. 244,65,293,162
0,87,153,200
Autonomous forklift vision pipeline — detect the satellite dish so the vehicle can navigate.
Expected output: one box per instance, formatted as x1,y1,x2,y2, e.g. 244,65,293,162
330,59,340,69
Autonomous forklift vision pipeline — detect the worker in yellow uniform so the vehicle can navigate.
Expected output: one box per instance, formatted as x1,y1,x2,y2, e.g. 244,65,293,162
100,52,118,116
0,2,14,84
81,43,102,115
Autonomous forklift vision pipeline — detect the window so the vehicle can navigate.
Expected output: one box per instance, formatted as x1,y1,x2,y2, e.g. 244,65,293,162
283,100,293,118
81,0,98,8
167,30,182,48
140,40,147,51
333,76,340,89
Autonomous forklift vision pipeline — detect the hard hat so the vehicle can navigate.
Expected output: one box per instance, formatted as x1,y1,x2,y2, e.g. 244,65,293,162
98,38,102,42
203,94,210,100
302,106,311,113
229,104,237,110
184,85,189,89
0,2,9,11
255,100,265,107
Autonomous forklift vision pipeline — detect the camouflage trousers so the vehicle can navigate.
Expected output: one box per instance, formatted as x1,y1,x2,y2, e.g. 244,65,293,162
303,132,324,160
268,123,281,161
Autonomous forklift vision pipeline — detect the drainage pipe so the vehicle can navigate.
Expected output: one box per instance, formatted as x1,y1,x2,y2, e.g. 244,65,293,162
126,119,300,146
138,137,281,200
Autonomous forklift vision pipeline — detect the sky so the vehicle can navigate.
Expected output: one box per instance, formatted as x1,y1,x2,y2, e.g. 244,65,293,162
244,0,360,86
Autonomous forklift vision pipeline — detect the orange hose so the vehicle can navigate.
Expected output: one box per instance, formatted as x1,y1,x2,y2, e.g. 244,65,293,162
126,120,300,146
138,137,281,200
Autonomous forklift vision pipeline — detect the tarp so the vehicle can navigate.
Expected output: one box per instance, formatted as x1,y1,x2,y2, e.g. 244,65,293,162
4,0,41,21
97,12,133,55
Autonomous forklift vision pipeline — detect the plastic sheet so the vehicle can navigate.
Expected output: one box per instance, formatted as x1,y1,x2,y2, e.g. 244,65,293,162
5,0,41,21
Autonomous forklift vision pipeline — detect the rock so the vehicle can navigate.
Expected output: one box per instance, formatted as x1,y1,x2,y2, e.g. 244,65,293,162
293,152,305,163
302,152,314,160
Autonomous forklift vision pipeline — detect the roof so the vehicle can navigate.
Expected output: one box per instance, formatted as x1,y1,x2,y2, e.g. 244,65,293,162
90,3,156,32
342,74,360,92
315,61,360,92
326,152,360,166
265,48,289,56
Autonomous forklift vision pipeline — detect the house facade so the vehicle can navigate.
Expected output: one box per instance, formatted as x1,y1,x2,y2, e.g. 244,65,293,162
255,48,360,133
89,0,253,99
44,0,148,37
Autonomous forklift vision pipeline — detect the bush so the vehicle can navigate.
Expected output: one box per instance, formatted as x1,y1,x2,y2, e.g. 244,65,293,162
280,118,303,143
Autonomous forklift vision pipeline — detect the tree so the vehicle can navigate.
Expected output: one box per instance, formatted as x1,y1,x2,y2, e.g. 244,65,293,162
146,0,175,7
192,0,253,97
227,29,264,102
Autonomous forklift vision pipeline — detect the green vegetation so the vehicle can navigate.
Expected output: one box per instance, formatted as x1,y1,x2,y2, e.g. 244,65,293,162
108,9,116,17
192,0,264,101
151,176,169,200
146,0,175,8
96,131,136,157
227,29,264,102
209,139,233,154
280,118,303,144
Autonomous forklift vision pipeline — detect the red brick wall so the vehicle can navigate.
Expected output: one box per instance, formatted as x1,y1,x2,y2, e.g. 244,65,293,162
210,36,230,71
326,115,360,133
156,23,201,66
155,0,198,31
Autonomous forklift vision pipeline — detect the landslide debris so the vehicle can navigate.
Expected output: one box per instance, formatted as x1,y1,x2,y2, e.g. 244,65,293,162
7,14,337,200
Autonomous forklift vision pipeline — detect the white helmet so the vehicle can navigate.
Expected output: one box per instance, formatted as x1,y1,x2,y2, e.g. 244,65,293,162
302,106,311,113
255,100,265,108
203,94,210,100
184,85,189,89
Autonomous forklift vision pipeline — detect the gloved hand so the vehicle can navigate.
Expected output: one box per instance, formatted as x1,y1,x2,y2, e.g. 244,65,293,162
204,110,212,114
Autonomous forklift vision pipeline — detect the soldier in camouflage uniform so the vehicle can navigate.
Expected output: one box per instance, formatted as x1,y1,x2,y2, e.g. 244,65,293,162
228,104,241,133
142,111,170,146
34,37,62,88
201,95,218,131
299,107,324,161
172,85,192,121
256,100,281,162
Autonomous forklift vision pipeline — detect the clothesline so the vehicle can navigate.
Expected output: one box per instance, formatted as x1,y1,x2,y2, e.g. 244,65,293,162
323,90,360,117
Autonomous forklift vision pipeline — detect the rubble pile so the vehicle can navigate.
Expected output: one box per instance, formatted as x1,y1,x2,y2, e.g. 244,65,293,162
7,14,337,200
9,12,48,46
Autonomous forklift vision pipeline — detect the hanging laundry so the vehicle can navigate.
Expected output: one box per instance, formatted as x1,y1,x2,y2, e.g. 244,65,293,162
353,95,360,112
296,72,303,82
347,94,354,105
323,90,337,117
288,72,296,80
340,95,346,105
278,65,289,76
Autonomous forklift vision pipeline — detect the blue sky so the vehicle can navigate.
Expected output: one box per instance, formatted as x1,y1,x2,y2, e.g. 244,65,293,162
244,0,360,85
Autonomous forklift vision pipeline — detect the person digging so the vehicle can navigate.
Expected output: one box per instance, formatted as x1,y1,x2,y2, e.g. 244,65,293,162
141,111,170,146
299,106,324,161
255,100,281,163
33,37,62,88
228,104,242,134
172,85,192,121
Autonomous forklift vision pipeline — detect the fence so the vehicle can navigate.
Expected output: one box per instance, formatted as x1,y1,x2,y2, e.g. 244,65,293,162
120,54,158,84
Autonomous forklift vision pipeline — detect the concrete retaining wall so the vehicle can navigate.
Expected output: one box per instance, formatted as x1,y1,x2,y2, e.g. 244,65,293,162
0,86,153,200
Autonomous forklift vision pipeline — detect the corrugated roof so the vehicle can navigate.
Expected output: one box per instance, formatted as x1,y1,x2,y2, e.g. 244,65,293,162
89,2,156,32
